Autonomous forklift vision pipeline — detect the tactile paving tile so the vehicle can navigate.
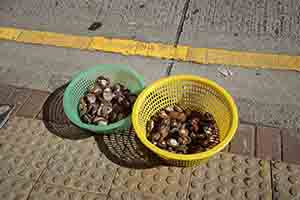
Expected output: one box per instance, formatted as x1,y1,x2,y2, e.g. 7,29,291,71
108,166,191,200
40,137,118,195
0,117,64,180
187,153,272,200
28,183,107,200
0,175,34,200
272,161,300,200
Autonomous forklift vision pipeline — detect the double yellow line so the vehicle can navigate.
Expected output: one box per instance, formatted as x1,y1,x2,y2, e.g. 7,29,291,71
1,27,299,71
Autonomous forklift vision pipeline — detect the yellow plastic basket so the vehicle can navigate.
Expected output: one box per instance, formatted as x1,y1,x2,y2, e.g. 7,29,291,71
132,75,238,167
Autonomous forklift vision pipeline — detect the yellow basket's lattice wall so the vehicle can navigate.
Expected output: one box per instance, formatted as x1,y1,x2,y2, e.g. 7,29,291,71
132,75,238,167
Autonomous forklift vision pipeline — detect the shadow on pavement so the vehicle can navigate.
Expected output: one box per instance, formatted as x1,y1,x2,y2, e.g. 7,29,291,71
41,84,92,140
42,84,162,168
94,127,163,169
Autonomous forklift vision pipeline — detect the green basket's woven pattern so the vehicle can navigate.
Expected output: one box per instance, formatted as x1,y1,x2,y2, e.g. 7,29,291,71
63,65,145,133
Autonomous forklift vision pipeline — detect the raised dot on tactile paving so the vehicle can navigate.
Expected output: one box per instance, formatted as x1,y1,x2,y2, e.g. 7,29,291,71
179,177,187,186
245,168,255,176
273,184,279,192
109,190,120,199
189,192,199,200
272,161,282,169
86,183,95,191
84,160,91,167
290,187,298,196
168,167,177,173
259,182,267,190
219,163,227,171
192,168,202,177
203,183,213,192
245,191,256,199
245,158,256,165
218,175,228,184
112,178,121,186
259,193,271,200
166,176,177,184
176,191,185,199
244,177,253,186
259,170,267,178
74,181,82,187
286,165,295,172
202,195,209,200
217,186,227,194
105,164,115,171
63,177,71,186
81,193,93,200
121,192,131,200
231,176,241,184
231,188,241,198
129,170,136,176
258,160,266,167
125,180,137,190
56,190,66,198
150,184,160,193
191,180,201,188
137,182,148,192
162,186,176,196
273,174,280,181
288,176,297,184
181,168,189,175
102,174,110,181
153,173,161,181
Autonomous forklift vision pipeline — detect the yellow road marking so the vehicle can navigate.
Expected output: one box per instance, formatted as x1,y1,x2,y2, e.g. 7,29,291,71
0,27,22,40
0,26,299,71
17,30,92,49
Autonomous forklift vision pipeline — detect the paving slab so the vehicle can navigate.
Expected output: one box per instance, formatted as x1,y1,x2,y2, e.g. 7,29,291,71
108,166,191,200
0,41,168,91
256,126,282,161
16,89,49,118
40,137,118,195
171,62,300,129
0,0,184,43
29,183,108,200
272,161,300,200
181,0,300,54
282,128,300,165
3,87,32,116
0,117,64,180
187,153,272,200
230,124,255,157
0,175,34,200
0,83,15,103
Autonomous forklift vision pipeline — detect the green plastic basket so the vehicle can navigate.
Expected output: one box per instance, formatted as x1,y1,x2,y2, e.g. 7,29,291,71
63,65,145,133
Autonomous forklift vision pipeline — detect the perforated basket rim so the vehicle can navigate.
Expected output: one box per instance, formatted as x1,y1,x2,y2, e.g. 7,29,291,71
63,64,145,133
132,75,238,161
